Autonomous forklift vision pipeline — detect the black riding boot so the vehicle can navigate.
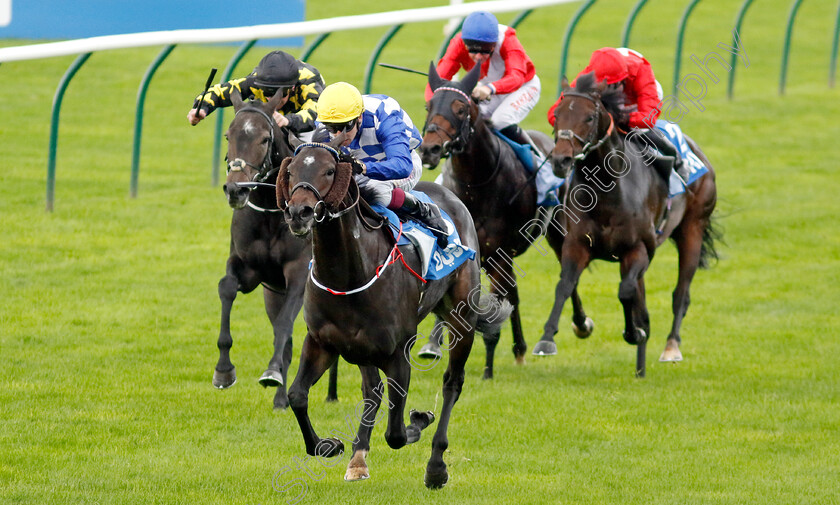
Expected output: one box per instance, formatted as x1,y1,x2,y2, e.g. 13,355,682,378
399,193,450,248
638,128,685,182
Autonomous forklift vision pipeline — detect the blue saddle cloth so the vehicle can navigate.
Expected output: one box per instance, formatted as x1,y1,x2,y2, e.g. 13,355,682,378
654,120,709,197
371,191,476,281
493,130,565,207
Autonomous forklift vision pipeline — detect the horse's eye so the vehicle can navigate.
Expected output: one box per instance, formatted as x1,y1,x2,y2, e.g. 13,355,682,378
326,169,335,176
585,115,595,123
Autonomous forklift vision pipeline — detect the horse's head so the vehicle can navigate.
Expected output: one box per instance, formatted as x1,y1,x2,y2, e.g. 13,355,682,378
418,62,483,168
223,90,290,209
276,133,355,237
551,72,621,177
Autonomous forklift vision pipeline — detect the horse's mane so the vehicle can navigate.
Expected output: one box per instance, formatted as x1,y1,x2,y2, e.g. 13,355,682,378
571,72,629,126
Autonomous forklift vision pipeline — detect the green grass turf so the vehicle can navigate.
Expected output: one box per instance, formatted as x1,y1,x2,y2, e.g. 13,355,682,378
1,0,839,503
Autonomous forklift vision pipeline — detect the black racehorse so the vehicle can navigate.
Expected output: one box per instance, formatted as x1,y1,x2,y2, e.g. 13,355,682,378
214,90,336,408
534,72,720,377
418,62,592,379
277,135,509,487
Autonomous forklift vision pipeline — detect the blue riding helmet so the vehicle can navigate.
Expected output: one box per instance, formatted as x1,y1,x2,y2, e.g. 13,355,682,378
461,11,499,43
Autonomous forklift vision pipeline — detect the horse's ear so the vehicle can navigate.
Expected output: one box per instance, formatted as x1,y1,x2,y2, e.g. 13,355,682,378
276,156,293,210
328,130,347,150
560,76,570,91
428,61,444,91
231,90,244,112
265,90,285,113
288,131,302,150
460,62,482,93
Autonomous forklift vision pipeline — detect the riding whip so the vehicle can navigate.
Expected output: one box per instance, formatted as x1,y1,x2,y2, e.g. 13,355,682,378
378,63,428,76
196,67,218,112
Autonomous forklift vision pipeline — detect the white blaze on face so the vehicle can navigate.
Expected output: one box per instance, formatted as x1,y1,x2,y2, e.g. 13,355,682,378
304,156,315,165
243,118,258,136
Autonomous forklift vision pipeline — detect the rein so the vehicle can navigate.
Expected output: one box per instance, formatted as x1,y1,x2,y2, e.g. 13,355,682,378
308,220,425,296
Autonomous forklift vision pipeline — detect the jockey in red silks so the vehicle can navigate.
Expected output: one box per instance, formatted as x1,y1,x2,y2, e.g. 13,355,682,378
547,47,686,179
426,10,564,206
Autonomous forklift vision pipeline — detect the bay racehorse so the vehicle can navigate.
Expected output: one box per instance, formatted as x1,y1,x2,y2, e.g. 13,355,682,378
533,72,720,377
418,62,592,379
277,134,509,487
215,90,336,409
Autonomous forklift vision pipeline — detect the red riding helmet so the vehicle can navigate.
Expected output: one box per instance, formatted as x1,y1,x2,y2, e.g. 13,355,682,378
582,47,628,85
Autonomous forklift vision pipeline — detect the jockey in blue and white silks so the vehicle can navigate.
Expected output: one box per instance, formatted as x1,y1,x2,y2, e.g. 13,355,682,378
315,82,449,244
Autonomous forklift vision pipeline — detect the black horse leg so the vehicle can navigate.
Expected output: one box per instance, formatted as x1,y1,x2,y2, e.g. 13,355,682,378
325,362,339,402
662,224,704,362
344,366,383,481
570,286,595,338
508,284,528,363
418,316,445,359
425,307,475,489
213,272,240,388
380,356,428,450
260,286,303,410
618,244,651,378
287,336,342,457
534,247,590,355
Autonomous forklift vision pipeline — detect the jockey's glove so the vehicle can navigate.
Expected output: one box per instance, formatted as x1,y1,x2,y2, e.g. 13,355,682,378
340,153,366,175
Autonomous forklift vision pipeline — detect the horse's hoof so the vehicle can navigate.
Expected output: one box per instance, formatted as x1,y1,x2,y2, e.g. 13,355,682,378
417,343,442,359
532,340,557,356
424,464,449,489
212,368,237,389
345,450,369,482
623,328,647,345
482,368,493,380
273,393,289,411
410,409,435,430
515,355,526,365
573,317,594,339
258,369,283,388
324,394,339,403
315,438,344,459
659,340,683,362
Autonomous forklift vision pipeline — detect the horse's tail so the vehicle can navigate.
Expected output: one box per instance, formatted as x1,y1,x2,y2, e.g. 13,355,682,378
474,293,514,335
699,215,724,269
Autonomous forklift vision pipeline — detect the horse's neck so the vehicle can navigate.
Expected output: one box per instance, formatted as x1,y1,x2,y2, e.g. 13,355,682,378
571,134,649,201
310,208,389,291
450,121,499,180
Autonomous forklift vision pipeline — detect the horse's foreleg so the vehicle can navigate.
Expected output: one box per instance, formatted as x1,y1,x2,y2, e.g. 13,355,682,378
663,224,704,362
481,261,521,378
425,308,475,489
570,286,594,338
288,336,341,457
261,272,306,410
344,366,383,482
619,245,651,377
326,362,339,402
214,269,240,389
534,246,589,356
380,357,429,450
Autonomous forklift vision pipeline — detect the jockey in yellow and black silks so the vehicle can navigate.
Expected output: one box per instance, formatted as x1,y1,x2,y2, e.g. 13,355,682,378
188,51,325,138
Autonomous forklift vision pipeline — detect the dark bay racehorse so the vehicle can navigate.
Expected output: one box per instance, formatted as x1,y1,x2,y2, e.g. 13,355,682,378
534,73,720,377
419,63,592,379
215,90,336,408
277,134,508,487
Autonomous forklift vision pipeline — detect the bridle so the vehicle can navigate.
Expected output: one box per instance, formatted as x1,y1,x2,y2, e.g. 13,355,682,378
287,142,361,223
227,106,283,184
554,91,615,162
423,86,474,156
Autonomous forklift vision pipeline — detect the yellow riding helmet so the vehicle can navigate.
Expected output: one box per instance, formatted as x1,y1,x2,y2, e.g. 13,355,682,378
317,82,364,123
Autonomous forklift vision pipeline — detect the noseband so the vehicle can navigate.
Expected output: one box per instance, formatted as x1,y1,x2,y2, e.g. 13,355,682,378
424,86,474,155
554,91,615,161
227,106,281,183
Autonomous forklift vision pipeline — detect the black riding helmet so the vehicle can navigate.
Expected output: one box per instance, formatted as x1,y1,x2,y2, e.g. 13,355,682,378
253,51,299,90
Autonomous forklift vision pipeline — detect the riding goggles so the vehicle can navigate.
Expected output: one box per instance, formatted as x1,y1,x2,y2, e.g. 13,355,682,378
323,119,356,134
463,39,495,54
262,85,293,98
